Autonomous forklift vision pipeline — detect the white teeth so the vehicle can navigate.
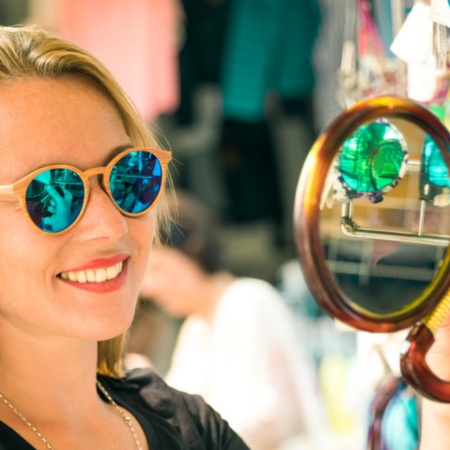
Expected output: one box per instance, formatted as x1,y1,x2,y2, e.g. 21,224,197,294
106,265,117,280
60,262,123,283
77,271,87,283
86,269,96,282
68,272,78,282
95,268,107,283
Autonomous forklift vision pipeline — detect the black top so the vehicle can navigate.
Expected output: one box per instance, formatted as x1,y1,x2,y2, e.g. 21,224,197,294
0,367,249,449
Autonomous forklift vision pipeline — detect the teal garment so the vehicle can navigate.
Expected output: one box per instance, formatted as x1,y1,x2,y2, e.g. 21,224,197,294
382,390,419,450
221,0,321,122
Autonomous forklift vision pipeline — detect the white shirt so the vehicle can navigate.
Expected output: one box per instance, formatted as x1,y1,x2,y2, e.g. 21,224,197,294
166,278,325,450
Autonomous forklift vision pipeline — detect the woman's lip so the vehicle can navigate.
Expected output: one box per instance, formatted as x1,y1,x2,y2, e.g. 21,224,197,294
58,260,128,293
59,254,129,273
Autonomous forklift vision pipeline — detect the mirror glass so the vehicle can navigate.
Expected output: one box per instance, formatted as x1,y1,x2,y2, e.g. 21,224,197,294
319,118,450,317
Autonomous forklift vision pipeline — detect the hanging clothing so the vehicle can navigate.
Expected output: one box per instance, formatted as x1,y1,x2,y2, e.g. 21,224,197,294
221,0,321,122
217,0,320,226
57,0,180,123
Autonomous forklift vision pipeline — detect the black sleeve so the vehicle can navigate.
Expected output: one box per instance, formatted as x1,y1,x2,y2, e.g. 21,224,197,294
178,390,250,450
123,368,250,450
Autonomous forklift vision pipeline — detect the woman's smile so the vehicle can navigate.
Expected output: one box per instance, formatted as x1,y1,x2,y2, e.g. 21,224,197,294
58,255,130,293
60,261,123,283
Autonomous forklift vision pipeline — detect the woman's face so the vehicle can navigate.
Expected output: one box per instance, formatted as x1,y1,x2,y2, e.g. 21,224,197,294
0,76,156,341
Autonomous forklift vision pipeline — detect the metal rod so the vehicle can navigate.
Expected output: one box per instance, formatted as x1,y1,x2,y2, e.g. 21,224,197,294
341,217,450,246
418,200,426,236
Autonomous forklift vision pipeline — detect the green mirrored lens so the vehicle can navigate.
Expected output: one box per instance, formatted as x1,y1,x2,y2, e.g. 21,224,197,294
339,121,406,194
26,169,84,232
422,134,450,188
420,134,450,205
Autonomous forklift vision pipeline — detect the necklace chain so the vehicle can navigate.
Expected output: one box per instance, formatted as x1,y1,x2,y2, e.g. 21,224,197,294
0,380,143,450
96,380,143,450
0,391,53,449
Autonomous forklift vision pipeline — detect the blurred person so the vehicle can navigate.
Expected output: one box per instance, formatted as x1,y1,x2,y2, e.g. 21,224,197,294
0,24,248,449
217,0,321,238
137,190,325,450
125,297,182,375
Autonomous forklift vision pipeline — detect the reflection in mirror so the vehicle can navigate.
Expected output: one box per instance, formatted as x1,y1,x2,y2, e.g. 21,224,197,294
319,118,450,318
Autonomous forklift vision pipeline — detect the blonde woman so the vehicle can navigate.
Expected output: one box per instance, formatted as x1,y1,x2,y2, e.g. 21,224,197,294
0,24,248,450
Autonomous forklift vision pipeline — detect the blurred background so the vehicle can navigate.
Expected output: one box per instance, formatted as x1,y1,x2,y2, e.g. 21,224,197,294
0,1,427,449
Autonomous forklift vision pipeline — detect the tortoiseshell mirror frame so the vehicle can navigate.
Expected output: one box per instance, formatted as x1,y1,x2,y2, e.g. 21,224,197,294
294,96,450,333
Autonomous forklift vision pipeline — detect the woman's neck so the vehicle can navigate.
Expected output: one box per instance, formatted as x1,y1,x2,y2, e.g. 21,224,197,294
0,323,99,410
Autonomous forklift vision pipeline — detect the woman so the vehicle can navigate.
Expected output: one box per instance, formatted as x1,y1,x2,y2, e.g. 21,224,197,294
0,24,248,449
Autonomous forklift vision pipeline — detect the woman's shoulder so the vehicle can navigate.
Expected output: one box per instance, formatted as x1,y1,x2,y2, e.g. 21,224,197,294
104,367,250,450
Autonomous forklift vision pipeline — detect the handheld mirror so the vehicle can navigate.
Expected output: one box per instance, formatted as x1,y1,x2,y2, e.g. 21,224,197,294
294,96,450,402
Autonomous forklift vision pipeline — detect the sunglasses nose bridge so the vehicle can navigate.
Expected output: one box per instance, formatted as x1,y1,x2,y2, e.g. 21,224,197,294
83,166,107,180
77,165,127,226
79,166,118,211
81,166,111,193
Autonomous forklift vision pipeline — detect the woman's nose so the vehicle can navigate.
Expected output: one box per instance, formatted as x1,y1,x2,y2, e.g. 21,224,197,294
74,179,129,241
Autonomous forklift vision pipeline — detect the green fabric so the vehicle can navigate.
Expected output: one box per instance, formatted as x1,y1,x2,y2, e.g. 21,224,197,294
221,0,321,121
383,391,419,450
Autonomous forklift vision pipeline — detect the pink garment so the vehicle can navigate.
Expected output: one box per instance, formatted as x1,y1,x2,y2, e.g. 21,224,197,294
57,0,180,122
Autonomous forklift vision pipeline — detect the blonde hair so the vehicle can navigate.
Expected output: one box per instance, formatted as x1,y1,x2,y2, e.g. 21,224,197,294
0,24,168,377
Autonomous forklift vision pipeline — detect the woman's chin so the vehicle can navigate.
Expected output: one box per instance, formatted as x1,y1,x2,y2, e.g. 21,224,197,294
70,314,134,342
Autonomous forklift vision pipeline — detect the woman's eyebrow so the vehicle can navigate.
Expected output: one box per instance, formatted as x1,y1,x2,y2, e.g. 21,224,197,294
31,143,134,171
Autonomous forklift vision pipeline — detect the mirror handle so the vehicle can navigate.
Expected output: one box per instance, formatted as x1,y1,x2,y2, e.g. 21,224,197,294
400,291,450,402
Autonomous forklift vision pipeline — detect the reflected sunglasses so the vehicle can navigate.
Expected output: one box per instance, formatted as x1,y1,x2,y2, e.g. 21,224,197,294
335,119,408,204
0,147,172,234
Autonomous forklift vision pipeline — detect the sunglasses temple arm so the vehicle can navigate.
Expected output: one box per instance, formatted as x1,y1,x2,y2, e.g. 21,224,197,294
400,290,450,402
0,185,14,194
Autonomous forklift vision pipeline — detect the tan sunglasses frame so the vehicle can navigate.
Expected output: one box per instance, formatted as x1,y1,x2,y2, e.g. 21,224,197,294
0,147,172,235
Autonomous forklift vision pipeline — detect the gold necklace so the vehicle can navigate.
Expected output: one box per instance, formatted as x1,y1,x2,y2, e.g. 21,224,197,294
0,380,143,450
96,380,143,450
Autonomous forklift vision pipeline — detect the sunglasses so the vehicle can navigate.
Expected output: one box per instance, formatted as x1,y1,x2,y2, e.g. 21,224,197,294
335,119,408,204
0,147,172,234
